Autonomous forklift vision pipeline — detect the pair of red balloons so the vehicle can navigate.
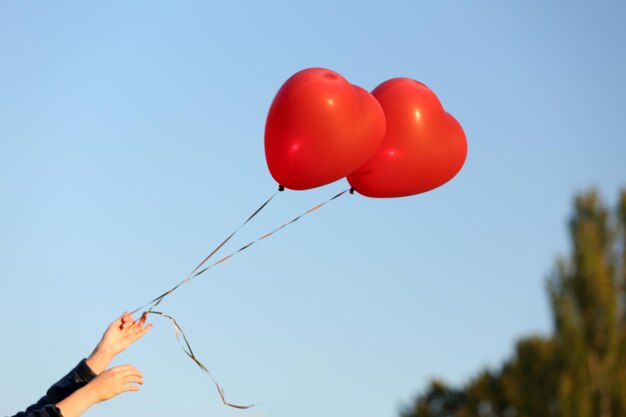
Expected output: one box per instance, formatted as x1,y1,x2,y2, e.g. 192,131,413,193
264,68,467,198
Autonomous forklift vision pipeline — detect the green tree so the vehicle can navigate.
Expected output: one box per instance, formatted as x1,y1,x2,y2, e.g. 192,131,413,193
401,189,626,417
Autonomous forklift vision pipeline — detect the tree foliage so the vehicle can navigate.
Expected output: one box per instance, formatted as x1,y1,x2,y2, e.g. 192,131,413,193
401,189,626,417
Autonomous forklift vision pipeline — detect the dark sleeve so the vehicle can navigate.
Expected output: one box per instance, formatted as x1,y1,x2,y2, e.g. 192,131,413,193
8,359,97,417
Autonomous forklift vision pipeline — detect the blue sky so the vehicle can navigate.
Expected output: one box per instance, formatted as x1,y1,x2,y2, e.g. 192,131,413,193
1,2,625,417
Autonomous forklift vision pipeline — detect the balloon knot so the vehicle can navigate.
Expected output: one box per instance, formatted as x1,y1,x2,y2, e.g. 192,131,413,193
278,185,285,192
349,187,355,195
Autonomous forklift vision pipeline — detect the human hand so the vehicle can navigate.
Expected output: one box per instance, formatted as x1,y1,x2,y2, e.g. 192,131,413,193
85,364,144,403
56,364,144,417
101,311,152,356
87,312,152,374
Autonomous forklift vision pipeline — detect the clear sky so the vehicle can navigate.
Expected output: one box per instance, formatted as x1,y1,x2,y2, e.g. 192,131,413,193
1,2,625,417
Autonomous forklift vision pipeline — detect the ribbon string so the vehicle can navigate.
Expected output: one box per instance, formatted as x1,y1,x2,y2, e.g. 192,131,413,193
189,188,350,279
131,188,282,315
146,310,255,409
188,187,283,277
133,187,351,408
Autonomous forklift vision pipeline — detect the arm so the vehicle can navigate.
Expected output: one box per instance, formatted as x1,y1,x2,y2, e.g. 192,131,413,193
9,360,97,417
56,364,144,417
8,312,152,417
58,312,152,417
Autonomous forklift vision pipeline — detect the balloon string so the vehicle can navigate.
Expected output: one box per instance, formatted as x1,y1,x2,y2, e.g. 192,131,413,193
189,186,283,277
131,186,282,315
146,310,255,409
133,187,350,409
188,188,350,278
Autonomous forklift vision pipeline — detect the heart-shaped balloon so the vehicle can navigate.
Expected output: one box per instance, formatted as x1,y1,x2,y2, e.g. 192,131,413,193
347,78,467,198
265,68,386,190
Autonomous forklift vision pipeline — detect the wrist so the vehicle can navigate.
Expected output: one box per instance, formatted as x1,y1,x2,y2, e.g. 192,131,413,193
86,345,115,374
57,385,99,417
80,384,102,405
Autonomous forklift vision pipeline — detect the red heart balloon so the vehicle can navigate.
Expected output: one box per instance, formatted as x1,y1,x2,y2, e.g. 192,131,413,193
347,78,467,198
265,68,386,190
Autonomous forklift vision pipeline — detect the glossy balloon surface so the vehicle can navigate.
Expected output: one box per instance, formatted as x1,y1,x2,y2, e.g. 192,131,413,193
347,78,467,198
265,68,385,190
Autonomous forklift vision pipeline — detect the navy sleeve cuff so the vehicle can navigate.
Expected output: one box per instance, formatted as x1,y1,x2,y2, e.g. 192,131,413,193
44,404,62,417
8,404,62,417
75,359,98,383
8,360,96,417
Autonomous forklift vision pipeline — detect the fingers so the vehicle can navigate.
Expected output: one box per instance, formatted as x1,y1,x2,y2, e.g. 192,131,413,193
112,363,142,373
116,368,144,391
90,363,145,402
111,364,138,372
119,312,151,331
123,374,144,385
120,312,135,328
121,384,140,393
106,311,153,355
110,365,144,383
118,311,132,330
131,323,153,343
